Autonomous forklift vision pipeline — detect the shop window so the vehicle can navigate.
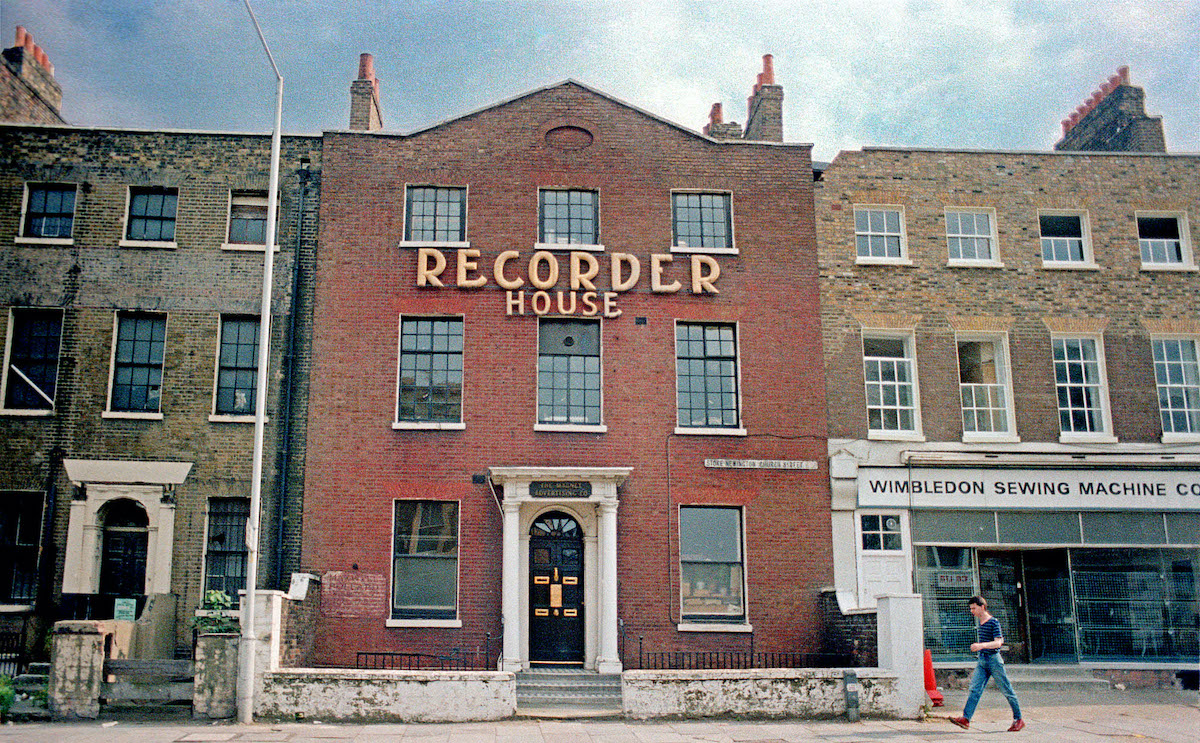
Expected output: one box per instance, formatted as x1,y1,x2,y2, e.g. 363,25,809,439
404,186,466,243
213,316,258,417
862,333,920,438
538,189,600,249
20,183,76,240
672,192,733,252
396,317,463,426
1052,335,1113,440
675,322,740,431
854,206,906,262
915,546,977,659
679,506,745,623
1137,213,1192,268
945,209,997,264
537,318,601,427
1152,337,1200,439
108,312,166,415
1039,211,1091,265
125,186,178,243
0,493,43,603
203,498,249,600
2,308,62,412
957,337,1015,440
392,500,458,620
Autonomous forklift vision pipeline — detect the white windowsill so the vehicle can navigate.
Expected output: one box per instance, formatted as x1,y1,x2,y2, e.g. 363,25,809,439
1041,261,1099,270
855,256,913,266
1058,432,1118,444
386,618,462,628
392,421,466,431
14,235,72,246
118,239,178,249
868,430,926,442
947,259,1004,269
674,426,747,437
102,411,164,421
399,240,471,249
535,423,608,433
677,622,753,634
962,432,1021,444
0,604,34,613
670,245,738,255
1161,432,1200,444
208,414,258,424
0,408,54,417
1140,263,1197,272
221,242,280,252
534,242,605,253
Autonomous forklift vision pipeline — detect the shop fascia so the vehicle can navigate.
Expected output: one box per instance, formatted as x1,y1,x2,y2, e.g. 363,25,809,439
414,247,722,318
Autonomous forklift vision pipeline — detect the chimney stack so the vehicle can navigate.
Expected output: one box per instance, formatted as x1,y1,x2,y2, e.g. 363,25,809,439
1054,66,1165,152
2,26,65,124
349,52,384,131
743,54,783,142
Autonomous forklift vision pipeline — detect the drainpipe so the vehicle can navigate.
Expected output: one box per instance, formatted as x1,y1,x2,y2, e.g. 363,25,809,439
271,160,310,588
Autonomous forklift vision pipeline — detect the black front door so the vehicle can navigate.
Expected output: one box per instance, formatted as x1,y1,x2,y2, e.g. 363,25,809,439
529,512,584,664
98,498,149,597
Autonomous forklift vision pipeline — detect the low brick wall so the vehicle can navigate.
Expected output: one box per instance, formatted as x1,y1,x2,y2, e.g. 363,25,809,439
256,669,516,722
623,668,904,719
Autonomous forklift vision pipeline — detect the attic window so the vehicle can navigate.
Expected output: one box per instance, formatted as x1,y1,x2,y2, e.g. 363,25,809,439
545,126,593,151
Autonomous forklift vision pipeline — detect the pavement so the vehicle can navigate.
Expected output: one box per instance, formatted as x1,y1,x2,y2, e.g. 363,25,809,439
2,686,1196,742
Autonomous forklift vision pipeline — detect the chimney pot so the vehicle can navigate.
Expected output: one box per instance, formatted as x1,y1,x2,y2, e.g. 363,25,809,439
1117,65,1130,84
709,102,723,125
358,52,375,81
761,54,775,85
23,33,34,52
1099,81,1114,95
15,26,27,48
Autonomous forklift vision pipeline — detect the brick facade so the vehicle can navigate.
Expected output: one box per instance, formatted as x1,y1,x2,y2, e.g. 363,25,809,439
304,78,831,668
1,28,65,126
0,123,320,654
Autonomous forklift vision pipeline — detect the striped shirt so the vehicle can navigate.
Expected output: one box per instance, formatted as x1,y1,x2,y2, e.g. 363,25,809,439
977,617,1003,656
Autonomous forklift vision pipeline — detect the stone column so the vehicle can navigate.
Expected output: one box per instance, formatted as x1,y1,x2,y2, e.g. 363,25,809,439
501,500,523,672
48,621,107,719
596,500,622,673
876,593,924,718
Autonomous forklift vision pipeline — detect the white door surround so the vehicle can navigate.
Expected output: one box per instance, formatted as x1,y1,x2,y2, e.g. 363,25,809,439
489,466,630,674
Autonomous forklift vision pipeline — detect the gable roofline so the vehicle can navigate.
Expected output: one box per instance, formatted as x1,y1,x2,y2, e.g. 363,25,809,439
326,78,811,148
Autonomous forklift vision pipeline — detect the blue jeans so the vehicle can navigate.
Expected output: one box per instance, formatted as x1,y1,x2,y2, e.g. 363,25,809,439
963,652,1022,721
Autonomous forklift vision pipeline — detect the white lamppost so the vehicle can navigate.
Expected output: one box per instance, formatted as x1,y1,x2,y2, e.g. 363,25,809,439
237,0,282,724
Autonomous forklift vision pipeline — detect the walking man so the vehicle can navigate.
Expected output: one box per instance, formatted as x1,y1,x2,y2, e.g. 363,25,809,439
949,595,1025,732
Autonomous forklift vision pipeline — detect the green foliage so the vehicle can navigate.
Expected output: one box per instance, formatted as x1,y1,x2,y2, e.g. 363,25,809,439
0,675,14,719
194,589,242,634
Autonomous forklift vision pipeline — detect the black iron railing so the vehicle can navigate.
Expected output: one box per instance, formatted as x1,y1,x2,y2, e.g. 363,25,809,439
0,626,29,678
628,631,853,670
356,633,497,671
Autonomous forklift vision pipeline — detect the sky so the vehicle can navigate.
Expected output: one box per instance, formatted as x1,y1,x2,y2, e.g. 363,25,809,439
3,0,1198,162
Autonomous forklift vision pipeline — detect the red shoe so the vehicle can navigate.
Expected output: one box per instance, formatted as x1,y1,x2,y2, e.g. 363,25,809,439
949,716,969,729
1008,719,1026,732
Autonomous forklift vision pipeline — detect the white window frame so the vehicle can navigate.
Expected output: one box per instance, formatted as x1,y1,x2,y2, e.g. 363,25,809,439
861,330,923,441
15,182,77,245
673,320,746,436
399,184,470,249
670,190,737,255
119,186,179,249
1038,209,1096,269
387,499,462,628
209,315,259,423
1151,335,1200,443
1051,333,1116,443
853,205,910,265
1,307,63,417
677,505,751,633
534,317,607,433
102,311,167,421
945,207,1001,267
221,190,279,252
1137,211,1196,271
955,333,1019,443
393,315,466,431
535,188,604,252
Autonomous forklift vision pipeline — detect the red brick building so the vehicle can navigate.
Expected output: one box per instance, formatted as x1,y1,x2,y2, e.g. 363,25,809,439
303,57,832,673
